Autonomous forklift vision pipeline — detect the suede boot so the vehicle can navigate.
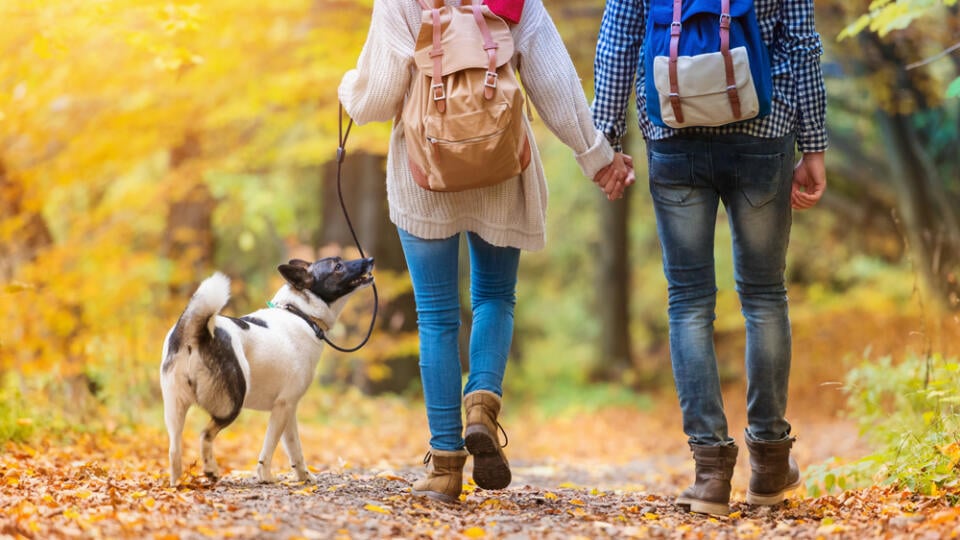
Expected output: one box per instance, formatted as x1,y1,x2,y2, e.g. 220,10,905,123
463,390,511,490
411,448,468,504
675,443,739,516
745,433,801,505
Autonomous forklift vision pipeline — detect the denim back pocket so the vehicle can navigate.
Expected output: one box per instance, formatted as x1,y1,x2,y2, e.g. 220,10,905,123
736,152,785,208
649,150,694,204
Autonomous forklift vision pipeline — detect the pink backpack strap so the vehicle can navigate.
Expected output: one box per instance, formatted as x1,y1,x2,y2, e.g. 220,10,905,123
667,0,684,124
422,1,446,112
719,0,742,119
470,2,500,100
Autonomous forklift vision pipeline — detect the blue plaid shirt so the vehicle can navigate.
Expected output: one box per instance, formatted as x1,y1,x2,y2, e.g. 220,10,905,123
592,0,828,154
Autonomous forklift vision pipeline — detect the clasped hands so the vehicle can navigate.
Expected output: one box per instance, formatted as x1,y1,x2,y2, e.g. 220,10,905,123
593,152,635,201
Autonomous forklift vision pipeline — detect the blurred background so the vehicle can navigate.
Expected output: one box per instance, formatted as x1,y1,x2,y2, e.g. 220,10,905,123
1,0,958,489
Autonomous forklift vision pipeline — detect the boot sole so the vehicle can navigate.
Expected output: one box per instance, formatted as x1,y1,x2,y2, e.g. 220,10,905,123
675,496,730,516
465,426,511,490
746,477,802,505
411,488,459,505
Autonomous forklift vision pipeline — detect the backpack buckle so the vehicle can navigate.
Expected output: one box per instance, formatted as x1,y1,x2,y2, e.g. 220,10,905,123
670,21,681,36
484,71,498,89
431,83,446,101
719,13,731,29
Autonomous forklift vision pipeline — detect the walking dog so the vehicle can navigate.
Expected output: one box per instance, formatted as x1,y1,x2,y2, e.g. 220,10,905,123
160,256,374,486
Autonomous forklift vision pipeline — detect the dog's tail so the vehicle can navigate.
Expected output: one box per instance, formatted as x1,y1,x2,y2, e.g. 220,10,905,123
186,272,230,338
169,272,230,347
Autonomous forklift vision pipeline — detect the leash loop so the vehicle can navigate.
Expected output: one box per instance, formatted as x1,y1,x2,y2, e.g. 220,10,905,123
320,105,378,353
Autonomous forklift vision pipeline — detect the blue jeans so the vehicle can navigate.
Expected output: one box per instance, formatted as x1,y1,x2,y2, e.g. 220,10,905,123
397,228,520,451
647,133,795,446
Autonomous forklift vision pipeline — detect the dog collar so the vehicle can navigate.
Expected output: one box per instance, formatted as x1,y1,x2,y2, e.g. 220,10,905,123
272,302,329,341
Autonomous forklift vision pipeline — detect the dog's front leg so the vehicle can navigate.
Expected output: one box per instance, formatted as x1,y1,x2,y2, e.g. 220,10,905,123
257,401,294,483
281,412,314,483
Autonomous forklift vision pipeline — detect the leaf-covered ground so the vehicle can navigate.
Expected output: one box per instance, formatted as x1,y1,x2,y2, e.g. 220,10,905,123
2,393,959,539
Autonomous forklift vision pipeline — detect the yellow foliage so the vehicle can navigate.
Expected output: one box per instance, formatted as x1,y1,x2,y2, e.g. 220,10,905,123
0,0,390,397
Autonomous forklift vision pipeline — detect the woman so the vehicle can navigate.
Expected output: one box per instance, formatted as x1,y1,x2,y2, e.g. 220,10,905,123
339,0,632,504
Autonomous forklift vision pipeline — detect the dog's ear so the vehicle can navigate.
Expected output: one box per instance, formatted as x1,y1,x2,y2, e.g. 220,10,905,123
287,259,311,269
278,264,313,290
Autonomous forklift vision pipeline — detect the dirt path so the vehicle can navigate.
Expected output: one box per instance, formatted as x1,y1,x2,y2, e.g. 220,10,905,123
3,403,958,540
45,454,949,540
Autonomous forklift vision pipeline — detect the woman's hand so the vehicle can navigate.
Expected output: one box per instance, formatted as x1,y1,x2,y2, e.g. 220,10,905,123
593,152,635,201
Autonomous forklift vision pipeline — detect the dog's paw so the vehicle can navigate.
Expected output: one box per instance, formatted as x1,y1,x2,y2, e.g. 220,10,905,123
294,471,316,484
257,464,277,483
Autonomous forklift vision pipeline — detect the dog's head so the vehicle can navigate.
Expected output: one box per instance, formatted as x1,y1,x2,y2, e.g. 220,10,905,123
277,256,375,306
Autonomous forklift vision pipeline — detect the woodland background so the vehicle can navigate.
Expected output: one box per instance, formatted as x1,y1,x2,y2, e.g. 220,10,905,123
2,0,960,522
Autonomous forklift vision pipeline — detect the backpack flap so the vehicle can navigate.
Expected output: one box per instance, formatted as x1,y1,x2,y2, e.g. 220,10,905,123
413,6,514,77
652,47,759,128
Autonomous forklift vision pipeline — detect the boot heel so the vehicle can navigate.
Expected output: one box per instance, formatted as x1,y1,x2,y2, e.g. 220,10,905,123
746,477,801,505
677,497,731,516
464,425,497,454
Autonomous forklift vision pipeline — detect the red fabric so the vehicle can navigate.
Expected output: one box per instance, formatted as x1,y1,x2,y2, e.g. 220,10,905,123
484,0,523,24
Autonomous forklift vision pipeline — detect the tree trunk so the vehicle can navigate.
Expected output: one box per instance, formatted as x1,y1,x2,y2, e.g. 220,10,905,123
163,132,216,295
591,135,633,382
859,32,960,311
0,160,53,282
320,151,420,395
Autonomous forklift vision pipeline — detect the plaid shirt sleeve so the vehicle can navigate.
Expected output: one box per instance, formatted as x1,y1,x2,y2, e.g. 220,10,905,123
783,0,828,153
592,0,645,153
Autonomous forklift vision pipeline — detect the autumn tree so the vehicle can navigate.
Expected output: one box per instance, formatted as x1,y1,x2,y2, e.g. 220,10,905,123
819,0,960,311
0,0,406,407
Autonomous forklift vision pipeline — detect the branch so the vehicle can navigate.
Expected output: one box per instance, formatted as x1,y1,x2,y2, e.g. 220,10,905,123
906,41,960,70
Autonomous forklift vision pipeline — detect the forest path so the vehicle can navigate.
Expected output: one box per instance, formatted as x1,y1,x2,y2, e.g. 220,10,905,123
4,399,956,539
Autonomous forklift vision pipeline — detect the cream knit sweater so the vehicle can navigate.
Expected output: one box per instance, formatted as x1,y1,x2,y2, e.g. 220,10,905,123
338,0,614,251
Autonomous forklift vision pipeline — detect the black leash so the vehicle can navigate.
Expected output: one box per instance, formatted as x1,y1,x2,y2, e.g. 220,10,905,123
313,106,379,353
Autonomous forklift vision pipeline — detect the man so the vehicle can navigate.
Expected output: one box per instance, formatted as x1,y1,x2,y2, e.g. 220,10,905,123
592,0,827,516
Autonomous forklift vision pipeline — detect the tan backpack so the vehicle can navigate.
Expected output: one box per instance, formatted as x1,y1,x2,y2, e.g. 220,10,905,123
402,0,530,192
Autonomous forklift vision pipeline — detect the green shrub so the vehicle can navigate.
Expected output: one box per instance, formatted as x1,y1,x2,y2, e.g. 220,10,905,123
806,354,960,497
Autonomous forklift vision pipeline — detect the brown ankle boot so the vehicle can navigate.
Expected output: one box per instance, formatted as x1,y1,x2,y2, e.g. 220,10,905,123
676,443,739,516
463,390,511,490
411,448,468,504
745,434,801,505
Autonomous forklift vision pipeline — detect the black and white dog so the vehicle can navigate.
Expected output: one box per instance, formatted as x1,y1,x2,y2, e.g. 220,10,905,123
160,256,374,487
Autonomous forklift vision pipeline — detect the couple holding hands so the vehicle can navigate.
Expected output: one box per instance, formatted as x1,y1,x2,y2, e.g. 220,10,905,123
339,0,826,516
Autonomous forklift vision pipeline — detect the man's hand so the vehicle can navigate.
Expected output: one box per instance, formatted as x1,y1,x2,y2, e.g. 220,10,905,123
594,152,636,201
792,151,826,210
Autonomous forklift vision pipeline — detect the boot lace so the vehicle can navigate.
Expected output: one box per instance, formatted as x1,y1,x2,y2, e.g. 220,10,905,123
497,421,509,448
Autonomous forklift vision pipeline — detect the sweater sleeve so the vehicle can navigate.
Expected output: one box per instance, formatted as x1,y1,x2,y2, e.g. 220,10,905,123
338,0,415,126
514,0,615,179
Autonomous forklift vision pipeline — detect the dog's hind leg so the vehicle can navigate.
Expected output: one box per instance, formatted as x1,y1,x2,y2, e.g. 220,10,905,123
281,413,313,483
200,418,227,481
164,396,190,487
256,401,295,483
